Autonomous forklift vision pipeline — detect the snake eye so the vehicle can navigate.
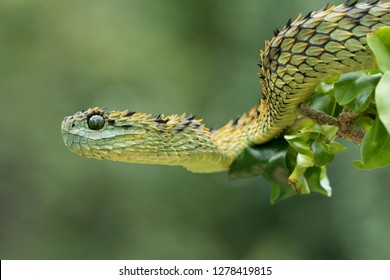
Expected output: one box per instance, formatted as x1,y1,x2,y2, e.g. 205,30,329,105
87,114,105,130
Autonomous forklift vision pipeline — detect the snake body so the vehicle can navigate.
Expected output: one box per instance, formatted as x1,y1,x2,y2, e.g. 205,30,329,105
62,1,390,173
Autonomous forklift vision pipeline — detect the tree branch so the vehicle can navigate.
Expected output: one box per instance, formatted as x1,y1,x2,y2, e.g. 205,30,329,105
298,104,365,145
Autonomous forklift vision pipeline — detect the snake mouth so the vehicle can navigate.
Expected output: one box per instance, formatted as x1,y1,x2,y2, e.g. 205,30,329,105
61,117,72,149
61,116,81,150
61,118,90,157
61,116,75,137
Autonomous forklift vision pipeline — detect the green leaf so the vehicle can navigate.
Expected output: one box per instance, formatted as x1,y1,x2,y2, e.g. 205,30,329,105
305,167,332,197
296,153,314,168
334,72,381,111
367,26,390,72
287,152,315,195
229,138,290,183
375,71,390,134
270,184,297,204
313,142,334,166
354,117,390,169
315,82,334,95
355,116,375,131
284,135,313,157
288,163,310,194
327,141,347,154
308,124,338,139
349,87,372,113
308,93,337,116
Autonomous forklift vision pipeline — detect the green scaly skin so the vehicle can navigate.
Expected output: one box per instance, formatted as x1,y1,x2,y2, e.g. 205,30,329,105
62,1,390,173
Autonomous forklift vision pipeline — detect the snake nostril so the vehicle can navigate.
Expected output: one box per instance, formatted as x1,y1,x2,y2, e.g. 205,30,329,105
71,123,76,128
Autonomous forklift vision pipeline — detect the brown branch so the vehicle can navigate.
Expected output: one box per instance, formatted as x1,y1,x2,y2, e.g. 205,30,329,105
298,104,365,145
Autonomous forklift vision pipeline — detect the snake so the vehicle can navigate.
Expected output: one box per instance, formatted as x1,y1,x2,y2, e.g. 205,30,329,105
62,1,390,173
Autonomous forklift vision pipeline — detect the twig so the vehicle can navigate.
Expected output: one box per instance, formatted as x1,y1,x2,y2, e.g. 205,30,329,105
298,104,365,145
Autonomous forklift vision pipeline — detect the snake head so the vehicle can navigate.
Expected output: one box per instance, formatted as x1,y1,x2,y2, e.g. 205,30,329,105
61,106,228,171
61,107,147,161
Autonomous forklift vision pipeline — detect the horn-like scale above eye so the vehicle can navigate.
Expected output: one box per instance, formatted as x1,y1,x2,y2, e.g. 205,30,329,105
87,114,105,130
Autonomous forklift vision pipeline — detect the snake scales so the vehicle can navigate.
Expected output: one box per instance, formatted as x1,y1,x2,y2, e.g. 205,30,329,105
62,1,390,173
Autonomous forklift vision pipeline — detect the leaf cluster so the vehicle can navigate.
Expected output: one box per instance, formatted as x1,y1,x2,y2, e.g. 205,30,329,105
229,27,390,203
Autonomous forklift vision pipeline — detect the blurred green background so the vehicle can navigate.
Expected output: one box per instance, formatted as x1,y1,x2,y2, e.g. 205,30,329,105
1,0,390,259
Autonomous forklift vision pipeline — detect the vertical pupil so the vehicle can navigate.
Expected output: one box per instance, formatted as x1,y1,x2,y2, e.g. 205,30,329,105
88,114,105,130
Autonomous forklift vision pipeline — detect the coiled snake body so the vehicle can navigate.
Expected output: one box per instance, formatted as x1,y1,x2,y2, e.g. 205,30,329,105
62,1,390,173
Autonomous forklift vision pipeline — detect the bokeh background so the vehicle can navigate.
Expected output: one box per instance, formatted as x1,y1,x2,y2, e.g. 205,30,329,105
1,0,390,259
